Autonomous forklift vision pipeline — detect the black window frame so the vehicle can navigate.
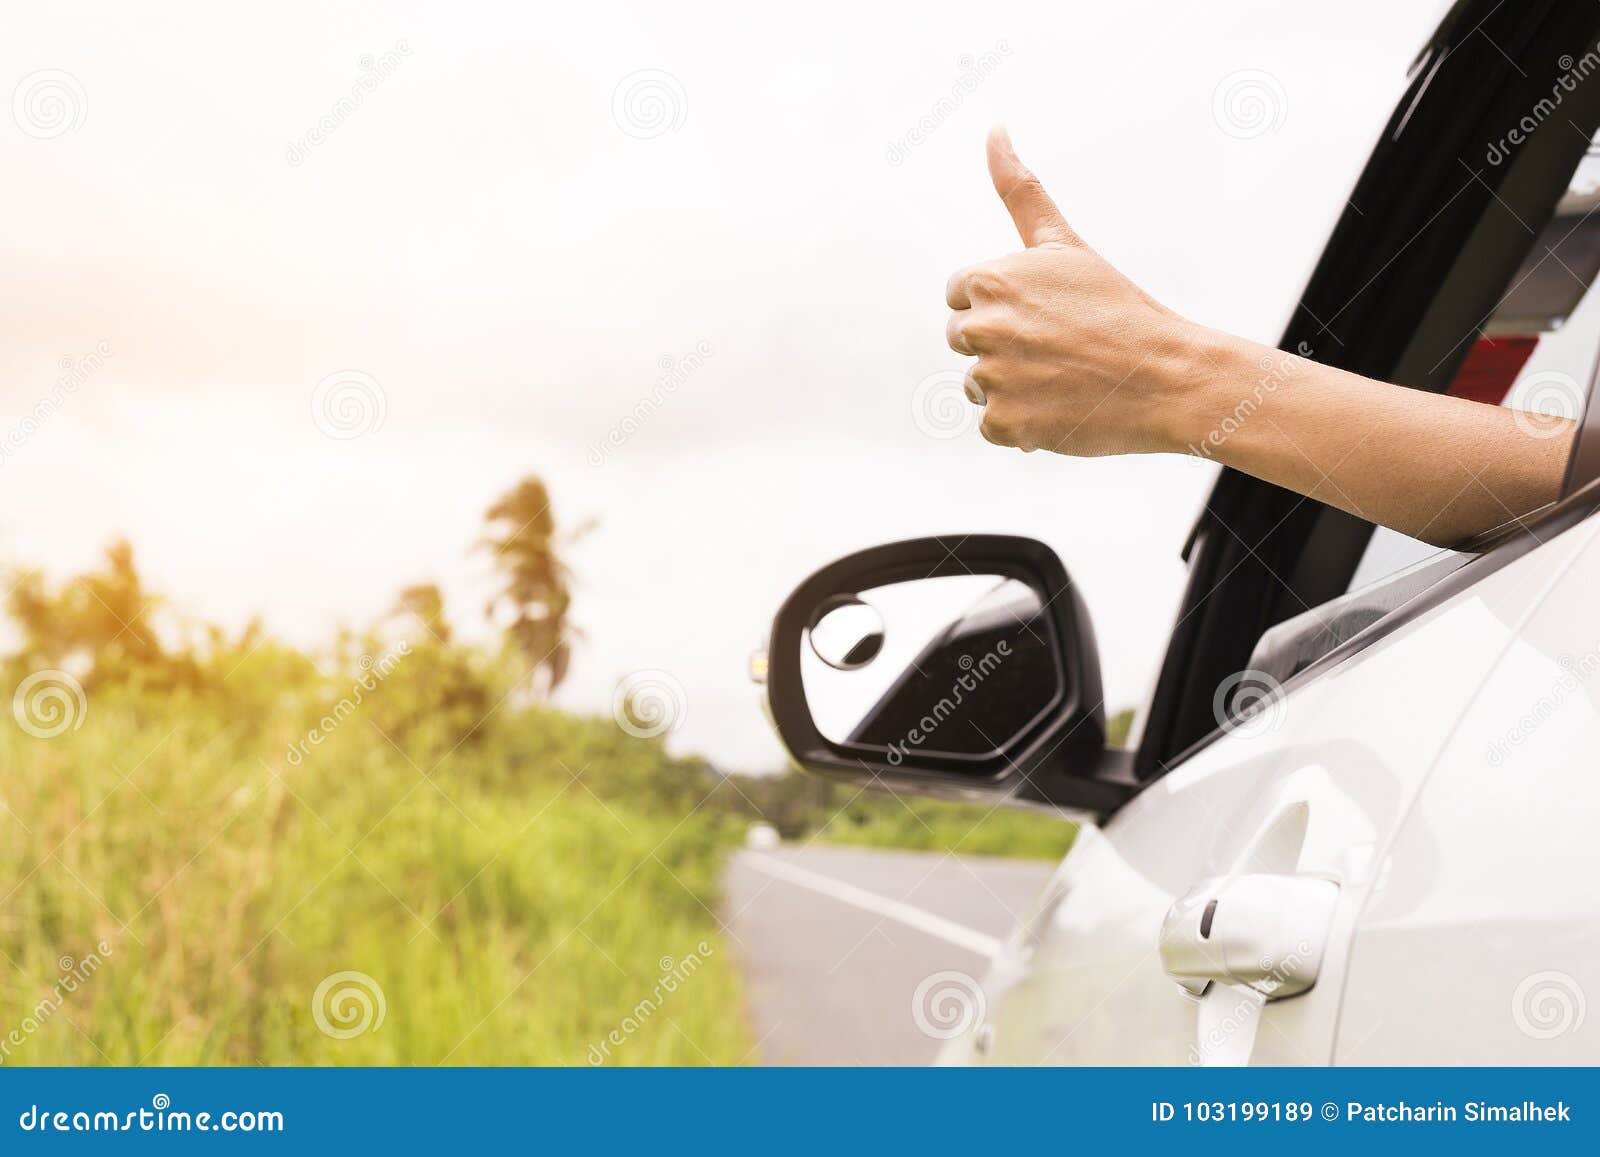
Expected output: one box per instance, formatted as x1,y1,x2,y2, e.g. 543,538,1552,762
1133,0,1600,783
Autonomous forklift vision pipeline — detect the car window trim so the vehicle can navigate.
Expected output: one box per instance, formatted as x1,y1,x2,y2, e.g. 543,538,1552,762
1155,478,1600,777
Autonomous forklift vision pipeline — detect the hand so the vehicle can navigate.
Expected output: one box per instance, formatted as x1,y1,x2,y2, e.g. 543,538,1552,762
945,127,1198,455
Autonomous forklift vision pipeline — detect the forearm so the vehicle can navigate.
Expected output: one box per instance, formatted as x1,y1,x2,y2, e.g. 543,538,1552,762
1172,326,1573,547
947,128,1574,545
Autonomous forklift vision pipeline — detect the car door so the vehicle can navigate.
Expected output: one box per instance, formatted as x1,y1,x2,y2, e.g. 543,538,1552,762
1335,508,1600,1063
950,0,1600,1065
968,510,1600,1065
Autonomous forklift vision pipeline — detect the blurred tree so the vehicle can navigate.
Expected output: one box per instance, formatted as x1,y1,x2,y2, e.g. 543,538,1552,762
66,539,165,672
393,582,451,644
5,538,176,688
480,476,589,696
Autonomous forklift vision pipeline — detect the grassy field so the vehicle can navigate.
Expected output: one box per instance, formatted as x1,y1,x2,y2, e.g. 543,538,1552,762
0,688,753,1066
0,686,1100,1065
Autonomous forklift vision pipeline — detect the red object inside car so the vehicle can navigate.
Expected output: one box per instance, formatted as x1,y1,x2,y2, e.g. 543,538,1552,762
1446,335,1539,405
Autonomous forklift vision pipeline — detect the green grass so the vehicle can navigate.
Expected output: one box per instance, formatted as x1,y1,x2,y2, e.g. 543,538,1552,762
0,695,750,1066
813,796,1079,860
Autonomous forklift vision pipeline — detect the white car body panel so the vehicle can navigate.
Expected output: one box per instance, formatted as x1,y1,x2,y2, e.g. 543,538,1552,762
945,514,1600,1066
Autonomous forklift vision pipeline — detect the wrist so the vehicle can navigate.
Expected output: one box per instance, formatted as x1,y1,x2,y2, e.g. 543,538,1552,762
1155,322,1293,462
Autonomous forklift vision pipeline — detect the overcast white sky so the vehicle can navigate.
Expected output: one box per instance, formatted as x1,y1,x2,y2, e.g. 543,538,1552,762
0,1,1452,769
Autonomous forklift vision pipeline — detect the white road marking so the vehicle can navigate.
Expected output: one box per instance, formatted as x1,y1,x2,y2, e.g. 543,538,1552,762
740,851,1001,959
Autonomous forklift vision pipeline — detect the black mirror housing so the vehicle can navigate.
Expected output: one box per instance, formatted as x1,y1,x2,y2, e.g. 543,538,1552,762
765,534,1135,816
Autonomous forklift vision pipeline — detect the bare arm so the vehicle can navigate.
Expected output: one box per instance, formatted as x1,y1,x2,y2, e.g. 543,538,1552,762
945,127,1573,546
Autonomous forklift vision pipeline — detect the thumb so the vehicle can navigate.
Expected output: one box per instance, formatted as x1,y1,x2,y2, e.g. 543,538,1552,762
987,125,1081,248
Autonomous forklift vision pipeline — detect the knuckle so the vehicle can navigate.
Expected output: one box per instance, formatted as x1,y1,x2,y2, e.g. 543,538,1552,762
959,314,995,350
966,266,1008,299
1018,174,1048,201
945,269,970,306
944,312,973,353
980,408,1018,447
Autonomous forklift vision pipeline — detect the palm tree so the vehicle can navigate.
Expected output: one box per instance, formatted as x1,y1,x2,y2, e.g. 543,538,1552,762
480,476,589,694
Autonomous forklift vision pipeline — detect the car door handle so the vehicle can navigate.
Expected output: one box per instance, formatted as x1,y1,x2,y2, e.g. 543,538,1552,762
1158,874,1339,999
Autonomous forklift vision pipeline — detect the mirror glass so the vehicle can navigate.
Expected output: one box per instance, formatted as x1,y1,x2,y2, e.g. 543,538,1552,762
800,573,1063,760
807,597,884,670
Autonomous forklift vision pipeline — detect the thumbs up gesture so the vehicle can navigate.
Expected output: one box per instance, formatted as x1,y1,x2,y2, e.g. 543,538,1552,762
947,127,1195,455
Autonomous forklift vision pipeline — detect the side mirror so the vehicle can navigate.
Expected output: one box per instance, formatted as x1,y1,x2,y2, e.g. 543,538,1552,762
764,535,1135,815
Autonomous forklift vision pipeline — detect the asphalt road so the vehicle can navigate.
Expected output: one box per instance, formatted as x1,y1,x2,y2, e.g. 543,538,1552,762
722,844,1057,1065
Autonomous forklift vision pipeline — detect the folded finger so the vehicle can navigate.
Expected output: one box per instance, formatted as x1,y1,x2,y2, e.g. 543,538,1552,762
946,312,979,355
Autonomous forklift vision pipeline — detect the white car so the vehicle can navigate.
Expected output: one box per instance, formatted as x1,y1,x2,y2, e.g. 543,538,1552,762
762,0,1600,1065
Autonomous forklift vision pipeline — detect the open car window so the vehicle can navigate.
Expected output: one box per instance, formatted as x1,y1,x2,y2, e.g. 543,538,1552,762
1347,140,1600,594
1137,1,1600,777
